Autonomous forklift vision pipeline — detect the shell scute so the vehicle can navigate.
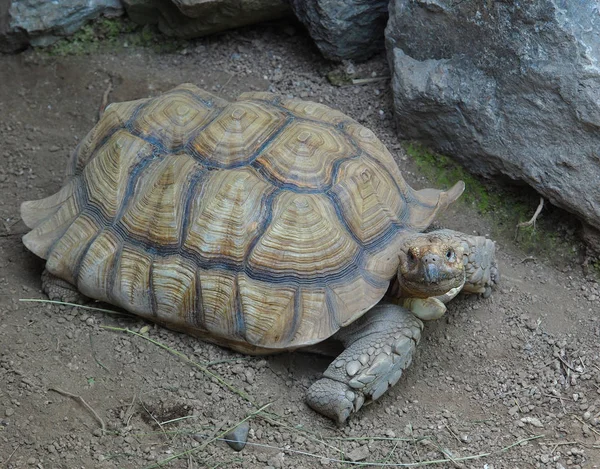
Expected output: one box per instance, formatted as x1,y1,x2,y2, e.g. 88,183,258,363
254,120,354,190
197,269,239,339
331,158,405,246
238,274,297,347
77,229,121,301
189,101,287,167
279,97,349,126
68,98,147,178
112,243,153,316
21,184,83,259
44,213,101,285
342,121,406,184
128,85,221,150
183,167,273,264
291,287,338,346
151,256,200,325
326,275,388,327
119,153,203,246
83,130,155,220
247,192,359,280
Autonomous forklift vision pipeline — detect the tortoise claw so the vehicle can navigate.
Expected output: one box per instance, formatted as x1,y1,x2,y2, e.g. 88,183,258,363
306,378,354,424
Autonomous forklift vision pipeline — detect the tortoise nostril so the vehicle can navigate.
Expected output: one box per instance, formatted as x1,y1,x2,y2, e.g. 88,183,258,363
423,254,439,264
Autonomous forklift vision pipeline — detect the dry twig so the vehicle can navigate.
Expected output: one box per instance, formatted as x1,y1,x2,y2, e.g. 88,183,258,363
49,387,106,433
516,197,544,237
98,78,114,120
573,416,600,437
520,256,536,263
2,444,19,466
351,76,390,85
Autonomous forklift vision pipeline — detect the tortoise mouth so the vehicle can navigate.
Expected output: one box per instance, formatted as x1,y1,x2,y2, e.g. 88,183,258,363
398,270,466,298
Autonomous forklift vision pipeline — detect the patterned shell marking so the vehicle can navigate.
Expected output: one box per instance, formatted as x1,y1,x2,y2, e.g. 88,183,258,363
21,84,463,352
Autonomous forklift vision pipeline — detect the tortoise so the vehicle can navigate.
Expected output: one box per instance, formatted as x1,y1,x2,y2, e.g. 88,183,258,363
21,84,498,423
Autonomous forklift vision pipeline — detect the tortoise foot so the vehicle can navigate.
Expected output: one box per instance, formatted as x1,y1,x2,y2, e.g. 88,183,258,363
306,378,354,424
41,269,88,304
306,303,422,424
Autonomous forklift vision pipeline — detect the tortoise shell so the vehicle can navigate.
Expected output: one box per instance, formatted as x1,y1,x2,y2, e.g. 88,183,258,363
21,84,463,353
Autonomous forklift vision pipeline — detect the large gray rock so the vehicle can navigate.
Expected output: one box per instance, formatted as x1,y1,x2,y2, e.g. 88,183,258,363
0,0,123,52
123,0,291,38
289,0,388,61
386,0,600,232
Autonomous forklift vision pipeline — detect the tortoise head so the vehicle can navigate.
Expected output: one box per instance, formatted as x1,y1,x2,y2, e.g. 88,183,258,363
397,231,465,298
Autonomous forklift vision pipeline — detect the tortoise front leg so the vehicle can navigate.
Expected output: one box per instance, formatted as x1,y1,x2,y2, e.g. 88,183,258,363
434,229,499,297
402,285,462,320
306,303,422,424
41,269,89,304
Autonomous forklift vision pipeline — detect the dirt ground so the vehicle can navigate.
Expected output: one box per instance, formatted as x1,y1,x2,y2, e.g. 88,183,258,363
1,22,600,469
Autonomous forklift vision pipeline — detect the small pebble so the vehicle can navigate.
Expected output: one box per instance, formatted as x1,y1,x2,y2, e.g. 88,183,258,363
223,421,250,451
346,445,370,462
267,452,285,468
520,416,543,428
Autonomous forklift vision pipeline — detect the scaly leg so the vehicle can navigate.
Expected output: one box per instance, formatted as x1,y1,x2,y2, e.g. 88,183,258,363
41,269,88,304
438,229,499,297
306,303,422,424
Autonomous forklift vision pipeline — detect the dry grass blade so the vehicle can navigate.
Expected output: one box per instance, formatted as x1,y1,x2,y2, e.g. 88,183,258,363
139,399,170,440
98,78,113,120
159,415,201,426
573,416,600,437
198,403,272,451
167,433,545,467
324,436,417,442
19,298,126,315
257,411,345,455
142,404,271,469
89,332,110,372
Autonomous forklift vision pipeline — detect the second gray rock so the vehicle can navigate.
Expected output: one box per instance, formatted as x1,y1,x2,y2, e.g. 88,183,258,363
385,0,600,232
123,0,291,38
0,0,123,52
289,0,388,61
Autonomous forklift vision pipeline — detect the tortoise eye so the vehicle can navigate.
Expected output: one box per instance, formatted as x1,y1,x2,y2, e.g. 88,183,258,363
446,249,455,261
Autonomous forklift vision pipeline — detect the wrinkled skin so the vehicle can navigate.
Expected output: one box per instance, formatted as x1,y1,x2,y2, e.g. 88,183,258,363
397,231,467,299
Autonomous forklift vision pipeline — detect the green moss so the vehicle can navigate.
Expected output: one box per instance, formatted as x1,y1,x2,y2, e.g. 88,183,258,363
404,142,491,213
591,260,600,277
326,69,354,87
96,17,136,39
402,142,582,263
48,23,99,55
43,17,185,56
